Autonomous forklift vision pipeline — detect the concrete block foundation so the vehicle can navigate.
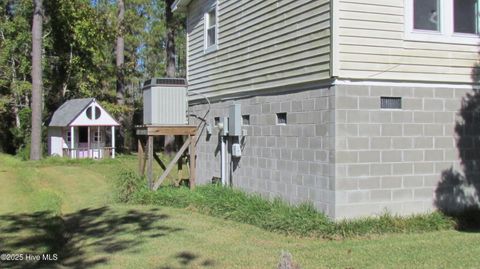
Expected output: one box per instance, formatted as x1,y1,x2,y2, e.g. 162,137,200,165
189,83,471,219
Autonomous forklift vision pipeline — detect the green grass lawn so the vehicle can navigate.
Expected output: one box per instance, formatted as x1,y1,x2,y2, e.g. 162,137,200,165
0,154,479,268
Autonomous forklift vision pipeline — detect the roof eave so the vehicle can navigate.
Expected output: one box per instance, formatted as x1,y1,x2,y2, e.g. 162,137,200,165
172,0,192,12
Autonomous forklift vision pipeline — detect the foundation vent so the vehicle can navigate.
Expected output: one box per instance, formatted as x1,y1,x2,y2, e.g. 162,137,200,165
380,97,402,109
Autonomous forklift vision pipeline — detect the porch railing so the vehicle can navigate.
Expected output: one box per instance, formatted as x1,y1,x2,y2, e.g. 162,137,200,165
63,147,114,159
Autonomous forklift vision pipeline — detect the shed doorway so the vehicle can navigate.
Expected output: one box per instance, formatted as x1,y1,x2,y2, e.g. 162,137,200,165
79,127,89,143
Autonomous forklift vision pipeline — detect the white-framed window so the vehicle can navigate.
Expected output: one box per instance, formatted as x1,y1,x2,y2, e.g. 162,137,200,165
405,0,479,44
94,131,101,142
204,4,218,53
66,131,72,142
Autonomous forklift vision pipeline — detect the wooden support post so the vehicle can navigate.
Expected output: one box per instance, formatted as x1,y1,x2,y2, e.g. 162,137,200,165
136,125,197,191
147,136,154,189
177,157,183,187
189,134,196,189
177,136,184,186
152,136,191,191
138,139,145,176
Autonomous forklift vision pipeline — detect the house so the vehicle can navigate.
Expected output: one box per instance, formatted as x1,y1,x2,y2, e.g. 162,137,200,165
48,98,120,159
172,0,479,219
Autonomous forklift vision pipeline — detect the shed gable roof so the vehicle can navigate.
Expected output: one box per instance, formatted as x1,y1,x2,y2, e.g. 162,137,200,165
49,98,94,127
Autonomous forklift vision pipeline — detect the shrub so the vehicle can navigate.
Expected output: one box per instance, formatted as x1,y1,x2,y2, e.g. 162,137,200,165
114,170,145,203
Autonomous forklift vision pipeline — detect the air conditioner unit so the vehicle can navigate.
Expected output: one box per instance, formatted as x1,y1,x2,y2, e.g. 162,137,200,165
142,78,188,125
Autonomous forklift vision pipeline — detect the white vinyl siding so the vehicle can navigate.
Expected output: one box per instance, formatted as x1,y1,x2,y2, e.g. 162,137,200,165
187,0,331,100
336,0,478,83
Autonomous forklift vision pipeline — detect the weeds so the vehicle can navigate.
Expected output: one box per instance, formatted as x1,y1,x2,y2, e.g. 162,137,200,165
115,174,455,238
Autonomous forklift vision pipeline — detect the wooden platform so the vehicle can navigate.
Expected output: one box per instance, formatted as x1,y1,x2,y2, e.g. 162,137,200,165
136,125,197,190
136,125,197,136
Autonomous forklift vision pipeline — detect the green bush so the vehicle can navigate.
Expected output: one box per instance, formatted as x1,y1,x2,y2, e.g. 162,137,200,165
114,170,145,203
16,143,31,161
115,172,455,238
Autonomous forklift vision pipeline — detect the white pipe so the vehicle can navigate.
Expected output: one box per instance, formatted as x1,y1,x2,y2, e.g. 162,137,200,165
221,136,226,186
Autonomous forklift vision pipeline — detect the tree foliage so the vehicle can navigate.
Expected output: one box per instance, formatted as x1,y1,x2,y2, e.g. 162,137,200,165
0,0,186,154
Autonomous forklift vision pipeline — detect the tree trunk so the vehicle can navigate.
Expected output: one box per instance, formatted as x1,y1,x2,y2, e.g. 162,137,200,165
116,0,125,106
30,0,43,160
165,0,176,77
164,0,177,151
11,58,20,128
115,0,126,152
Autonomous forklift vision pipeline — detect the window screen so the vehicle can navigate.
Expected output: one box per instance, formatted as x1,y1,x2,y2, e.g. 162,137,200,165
454,0,478,34
414,0,440,31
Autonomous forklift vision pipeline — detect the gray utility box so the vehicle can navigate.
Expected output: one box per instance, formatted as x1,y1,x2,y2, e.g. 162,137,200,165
143,78,187,125
229,104,242,136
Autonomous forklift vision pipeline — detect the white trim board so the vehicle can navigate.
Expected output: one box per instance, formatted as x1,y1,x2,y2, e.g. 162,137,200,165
334,79,479,89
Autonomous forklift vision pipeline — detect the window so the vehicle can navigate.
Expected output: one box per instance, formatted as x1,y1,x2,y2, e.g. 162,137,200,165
276,113,287,125
406,0,479,44
454,0,478,34
214,117,220,126
413,0,440,31
204,5,218,52
86,106,101,120
66,131,72,142
94,131,101,142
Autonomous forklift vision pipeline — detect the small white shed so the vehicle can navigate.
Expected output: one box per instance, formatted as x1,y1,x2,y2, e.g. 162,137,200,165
48,98,120,159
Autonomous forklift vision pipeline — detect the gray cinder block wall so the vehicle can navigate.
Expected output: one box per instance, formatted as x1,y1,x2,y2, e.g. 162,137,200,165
189,85,336,217
335,84,467,219
189,83,469,219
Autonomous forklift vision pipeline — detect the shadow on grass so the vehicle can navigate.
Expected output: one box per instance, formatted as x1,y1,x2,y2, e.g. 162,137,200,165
158,251,216,269
0,206,182,268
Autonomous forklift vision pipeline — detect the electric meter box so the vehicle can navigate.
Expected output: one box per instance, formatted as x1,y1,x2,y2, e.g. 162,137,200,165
229,104,242,136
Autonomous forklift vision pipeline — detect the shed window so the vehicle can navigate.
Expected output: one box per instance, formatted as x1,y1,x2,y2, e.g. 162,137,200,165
204,5,218,52
86,106,101,120
413,0,440,31
94,131,101,142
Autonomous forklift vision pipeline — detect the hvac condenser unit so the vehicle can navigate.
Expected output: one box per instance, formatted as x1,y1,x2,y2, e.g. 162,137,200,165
142,78,188,125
